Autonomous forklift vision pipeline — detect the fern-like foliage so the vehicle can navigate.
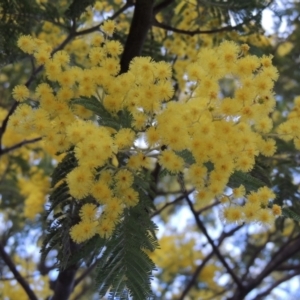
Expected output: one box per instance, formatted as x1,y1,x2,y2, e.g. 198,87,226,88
282,207,300,222
228,171,266,192
41,151,78,265
71,96,133,129
95,196,158,299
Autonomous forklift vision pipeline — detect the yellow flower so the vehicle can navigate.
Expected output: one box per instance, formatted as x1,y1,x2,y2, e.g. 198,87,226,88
114,128,135,149
17,35,36,54
12,85,30,102
154,61,172,80
257,209,275,226
101,20,116,36
272,204,282,216
232,185,245,198
122,188,139,207
159,150,185,173
115,169,134,189
105,40,123,56
91,180,113,204
79,203,98,221
70,221,97,243
66,167,94,200
222,206,243,224
53,50,70,67
242,203,259,222
257,186,275,206
97,218,115,238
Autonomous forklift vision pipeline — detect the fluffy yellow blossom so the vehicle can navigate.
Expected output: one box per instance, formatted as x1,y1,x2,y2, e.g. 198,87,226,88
91,180,113,204
106,197,124,217
97,218,115,238
242,203,259,222
222,206,243,224
70,221,97,243
232,185,246,198
257,209,275,226
115,169,134,189
101,20,116,36
17,35,36,54
159,150,185,173
79,203,98,221
66,167,94,200
12,85,30,102
114,128,135,149
257,186,275,206
272,204,282,216
105,40,123,56
53,50,70,67
122,188,139,207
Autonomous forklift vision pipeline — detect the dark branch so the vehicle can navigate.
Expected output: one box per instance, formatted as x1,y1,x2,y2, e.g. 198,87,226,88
151,189,194,218
120,0,155,73
178,250,214,300
75,1,134,36
0,137,42,156
229,234,300,299
255,270,300,299
153,0,175,15
74,261,97,287
179,225,243,300
152,17,251,36
0,243,38,300
182,187,244,290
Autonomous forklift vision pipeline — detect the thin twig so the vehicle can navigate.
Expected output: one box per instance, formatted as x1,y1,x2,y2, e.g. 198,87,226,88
0,137,42,156
0,243,38,300
75,1,135,36
255,270,300,299
153,16,254,36
151,189,194,218
179,225,243,299
177,175,244,291
74,262,97,287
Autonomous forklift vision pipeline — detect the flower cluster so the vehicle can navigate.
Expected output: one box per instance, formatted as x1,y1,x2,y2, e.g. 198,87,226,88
11,24,282,243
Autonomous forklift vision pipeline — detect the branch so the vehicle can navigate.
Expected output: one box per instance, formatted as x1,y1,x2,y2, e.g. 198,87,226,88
75,0,134,36
74,261,97,287
241,232,272,281
179,225,243,300
0,243,38,300
196,200,220,215
0,137,42,156
178,250,214,300
152,16,253,36
229,234,300,299
181,184,244,291
255,270,300,299
151,189,194,218
153,0,175,15
120,0,155,73
0,101,19,153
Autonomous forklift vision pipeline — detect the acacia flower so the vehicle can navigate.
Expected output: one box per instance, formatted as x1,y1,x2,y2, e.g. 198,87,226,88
12,85,30,102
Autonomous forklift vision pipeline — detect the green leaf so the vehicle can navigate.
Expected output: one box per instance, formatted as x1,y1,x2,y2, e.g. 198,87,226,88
51,151,77,188
71,97,121,129
175,149,196,165
228,171,266,192
95,199,158,299
282,207,300,222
